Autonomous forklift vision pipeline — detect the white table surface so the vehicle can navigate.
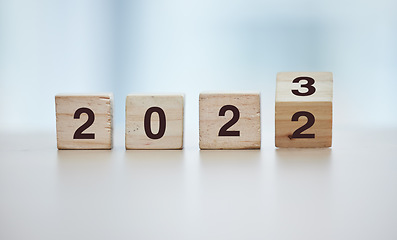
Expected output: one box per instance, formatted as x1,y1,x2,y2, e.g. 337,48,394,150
1,126,397,240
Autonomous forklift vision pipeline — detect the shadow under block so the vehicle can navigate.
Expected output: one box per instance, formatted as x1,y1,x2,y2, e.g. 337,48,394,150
55,93,113,150
125,94,184,149
275,72,333,148
199,93,261,149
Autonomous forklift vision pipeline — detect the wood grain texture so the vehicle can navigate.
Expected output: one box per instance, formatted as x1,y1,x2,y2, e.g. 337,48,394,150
276,72,333,102
275,72,333,148
199,93,261,149
125,94,184,149
275,102,332,148
55,93,113,150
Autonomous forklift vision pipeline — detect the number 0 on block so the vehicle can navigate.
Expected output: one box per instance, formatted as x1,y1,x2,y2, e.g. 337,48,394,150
125,94,184,149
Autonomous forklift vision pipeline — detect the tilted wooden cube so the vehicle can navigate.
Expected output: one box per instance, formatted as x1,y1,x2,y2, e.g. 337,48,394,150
55,93,113,150
199,93,261,149
125,94,184,149
275,72,333,148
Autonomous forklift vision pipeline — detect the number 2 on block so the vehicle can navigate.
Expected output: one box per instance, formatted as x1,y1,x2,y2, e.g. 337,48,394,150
289,111,315,139
218,105,240,137
73,107,95,139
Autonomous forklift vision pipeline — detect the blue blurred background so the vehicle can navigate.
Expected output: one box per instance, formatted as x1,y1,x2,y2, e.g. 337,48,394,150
0,0,396,133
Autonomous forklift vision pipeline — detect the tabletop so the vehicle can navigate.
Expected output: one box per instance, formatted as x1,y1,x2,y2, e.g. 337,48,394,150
1,126,396,240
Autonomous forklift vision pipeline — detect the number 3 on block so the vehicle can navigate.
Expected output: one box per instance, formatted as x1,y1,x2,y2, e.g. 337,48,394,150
275,72,333,148
199,93,261,150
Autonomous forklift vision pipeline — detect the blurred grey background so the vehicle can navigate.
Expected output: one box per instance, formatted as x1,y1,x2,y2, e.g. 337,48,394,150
0,0,396,133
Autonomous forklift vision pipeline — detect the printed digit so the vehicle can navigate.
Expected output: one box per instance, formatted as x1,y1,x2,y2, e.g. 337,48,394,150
290,111,315,139
73,107,95,139
218,105,240,136
144,107,166,139
292,76,316,96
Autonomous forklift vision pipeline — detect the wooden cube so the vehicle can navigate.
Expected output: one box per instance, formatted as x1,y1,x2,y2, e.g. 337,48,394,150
199,93,261,149
55,93,113,150
275,72,333,148
125,94,184,149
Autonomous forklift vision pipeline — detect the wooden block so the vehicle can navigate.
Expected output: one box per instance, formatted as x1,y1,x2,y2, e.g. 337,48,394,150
275,72,333,148
125,94,184,149
199,93,261,149
55,93,113,150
